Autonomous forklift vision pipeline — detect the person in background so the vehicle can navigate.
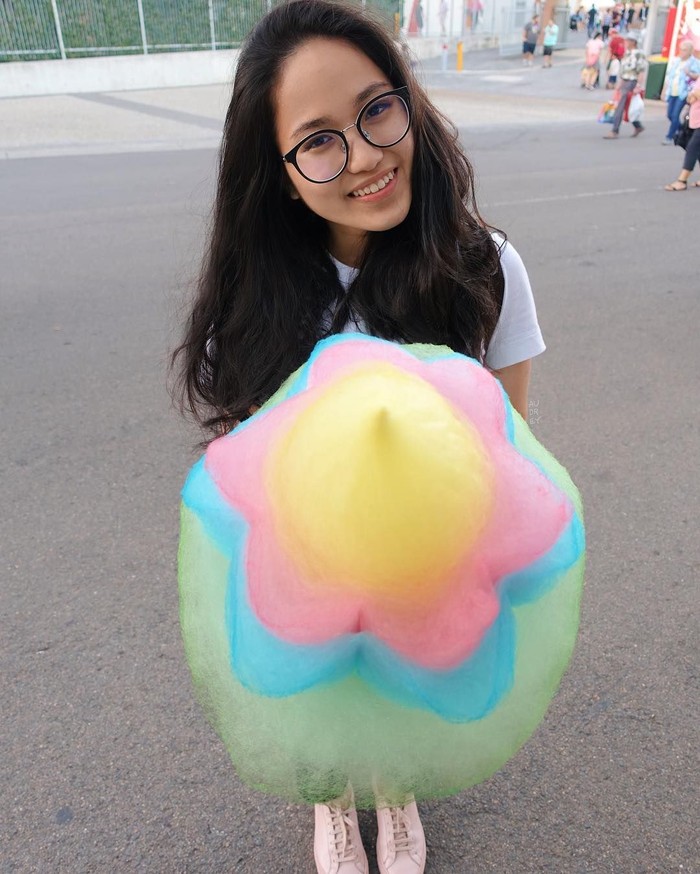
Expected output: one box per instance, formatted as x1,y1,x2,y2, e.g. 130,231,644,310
604,32,647,138
415,1,424,35
661,40,700,145
605,26,625,88
608,27,626,62
602,9,612,40
582,30,604,89
522,14,540,66
664,78,700,189
474,0,484,30
607,54,621,88
611,6,622,30
542,18,559,68
439,0,449,35
467,0,484,31
587,4,598,38
577,5,587,30
619,2,628,32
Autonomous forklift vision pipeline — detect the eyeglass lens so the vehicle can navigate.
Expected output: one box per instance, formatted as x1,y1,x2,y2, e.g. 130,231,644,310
295,93,409,183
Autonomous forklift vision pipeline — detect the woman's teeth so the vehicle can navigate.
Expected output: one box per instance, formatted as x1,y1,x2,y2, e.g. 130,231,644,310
351,170,395,197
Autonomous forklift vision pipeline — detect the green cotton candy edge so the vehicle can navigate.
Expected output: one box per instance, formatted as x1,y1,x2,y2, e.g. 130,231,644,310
180,509,583,808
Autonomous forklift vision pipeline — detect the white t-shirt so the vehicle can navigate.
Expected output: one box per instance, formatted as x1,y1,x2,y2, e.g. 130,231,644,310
329,237,545,370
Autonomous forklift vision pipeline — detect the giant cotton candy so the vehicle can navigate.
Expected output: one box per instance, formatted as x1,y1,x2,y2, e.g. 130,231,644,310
179,335,585,807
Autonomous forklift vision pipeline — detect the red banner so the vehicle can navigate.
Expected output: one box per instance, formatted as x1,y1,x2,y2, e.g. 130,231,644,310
667,0,700,58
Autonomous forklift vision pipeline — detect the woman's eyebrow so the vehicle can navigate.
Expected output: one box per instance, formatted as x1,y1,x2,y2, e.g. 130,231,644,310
289,81,391,141
355,80,392,105
290,115,330,141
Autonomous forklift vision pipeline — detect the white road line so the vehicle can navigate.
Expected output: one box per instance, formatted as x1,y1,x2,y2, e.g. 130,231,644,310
486,187,640,207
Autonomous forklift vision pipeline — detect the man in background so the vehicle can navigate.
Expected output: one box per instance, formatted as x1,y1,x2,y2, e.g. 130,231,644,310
543,17,559,68
522,14,540,66
604,33,648,139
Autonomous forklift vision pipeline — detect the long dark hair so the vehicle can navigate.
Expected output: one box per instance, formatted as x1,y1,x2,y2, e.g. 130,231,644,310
173,0,503,437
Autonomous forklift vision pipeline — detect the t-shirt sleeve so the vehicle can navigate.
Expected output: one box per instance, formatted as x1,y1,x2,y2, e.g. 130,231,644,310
484,238,546,370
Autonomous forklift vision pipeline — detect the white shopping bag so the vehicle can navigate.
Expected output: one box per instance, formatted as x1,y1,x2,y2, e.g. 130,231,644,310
629,93,644,123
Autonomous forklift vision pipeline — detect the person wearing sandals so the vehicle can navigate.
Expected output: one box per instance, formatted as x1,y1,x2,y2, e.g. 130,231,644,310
603,33,648,138
665,79,700,190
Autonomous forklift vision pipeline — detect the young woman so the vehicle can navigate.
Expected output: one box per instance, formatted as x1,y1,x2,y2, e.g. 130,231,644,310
581,30,604,90
174,2,545,871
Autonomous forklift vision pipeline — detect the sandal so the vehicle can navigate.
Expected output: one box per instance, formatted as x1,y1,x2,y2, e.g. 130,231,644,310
692,181,700,188
664,179,688,191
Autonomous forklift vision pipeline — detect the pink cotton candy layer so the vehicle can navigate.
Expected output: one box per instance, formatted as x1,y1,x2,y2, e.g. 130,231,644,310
206,341,572,670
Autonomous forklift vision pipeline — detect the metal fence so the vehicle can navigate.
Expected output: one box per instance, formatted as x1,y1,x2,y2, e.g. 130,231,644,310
0,0,400,62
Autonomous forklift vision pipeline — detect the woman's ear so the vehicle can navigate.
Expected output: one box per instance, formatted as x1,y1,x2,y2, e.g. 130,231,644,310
289,187,301,201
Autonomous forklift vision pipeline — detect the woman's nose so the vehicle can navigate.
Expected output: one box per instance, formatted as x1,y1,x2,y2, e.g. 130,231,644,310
344,127,384,175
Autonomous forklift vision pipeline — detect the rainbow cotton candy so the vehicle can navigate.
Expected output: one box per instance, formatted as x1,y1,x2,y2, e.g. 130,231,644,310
179,335,585,808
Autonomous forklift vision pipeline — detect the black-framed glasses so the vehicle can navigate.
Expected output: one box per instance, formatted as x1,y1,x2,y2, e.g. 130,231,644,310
282,87,411,184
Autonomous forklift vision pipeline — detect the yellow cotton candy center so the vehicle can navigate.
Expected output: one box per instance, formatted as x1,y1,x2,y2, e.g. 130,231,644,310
267,364,494,603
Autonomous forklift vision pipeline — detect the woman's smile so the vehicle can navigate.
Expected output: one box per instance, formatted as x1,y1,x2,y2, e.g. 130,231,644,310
349,168,397,199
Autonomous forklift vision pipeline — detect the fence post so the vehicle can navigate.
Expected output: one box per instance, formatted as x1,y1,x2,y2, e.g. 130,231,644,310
208,0,216,50
136,0,148,54
50,0,67,60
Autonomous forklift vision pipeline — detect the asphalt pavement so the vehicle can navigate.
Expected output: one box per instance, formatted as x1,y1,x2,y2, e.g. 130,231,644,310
1,34,699,874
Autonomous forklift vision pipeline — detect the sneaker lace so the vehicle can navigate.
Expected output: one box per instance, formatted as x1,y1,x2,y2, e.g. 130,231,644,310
388,805,413,853
329,805,359,863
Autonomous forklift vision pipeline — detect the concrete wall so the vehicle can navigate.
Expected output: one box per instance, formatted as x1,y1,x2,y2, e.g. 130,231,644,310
0,36,477,99
0,49,241,98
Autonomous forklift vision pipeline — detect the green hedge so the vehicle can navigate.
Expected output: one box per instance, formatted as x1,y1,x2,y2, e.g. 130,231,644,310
1,0,61,60
1,0,402,61
59,0,142,54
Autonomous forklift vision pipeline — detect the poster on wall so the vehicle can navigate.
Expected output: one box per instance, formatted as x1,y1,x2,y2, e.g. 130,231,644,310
669,0,700,56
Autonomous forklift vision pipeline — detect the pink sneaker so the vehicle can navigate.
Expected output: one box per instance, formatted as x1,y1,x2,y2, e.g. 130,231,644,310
376,797,426,874
314,792,369,874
